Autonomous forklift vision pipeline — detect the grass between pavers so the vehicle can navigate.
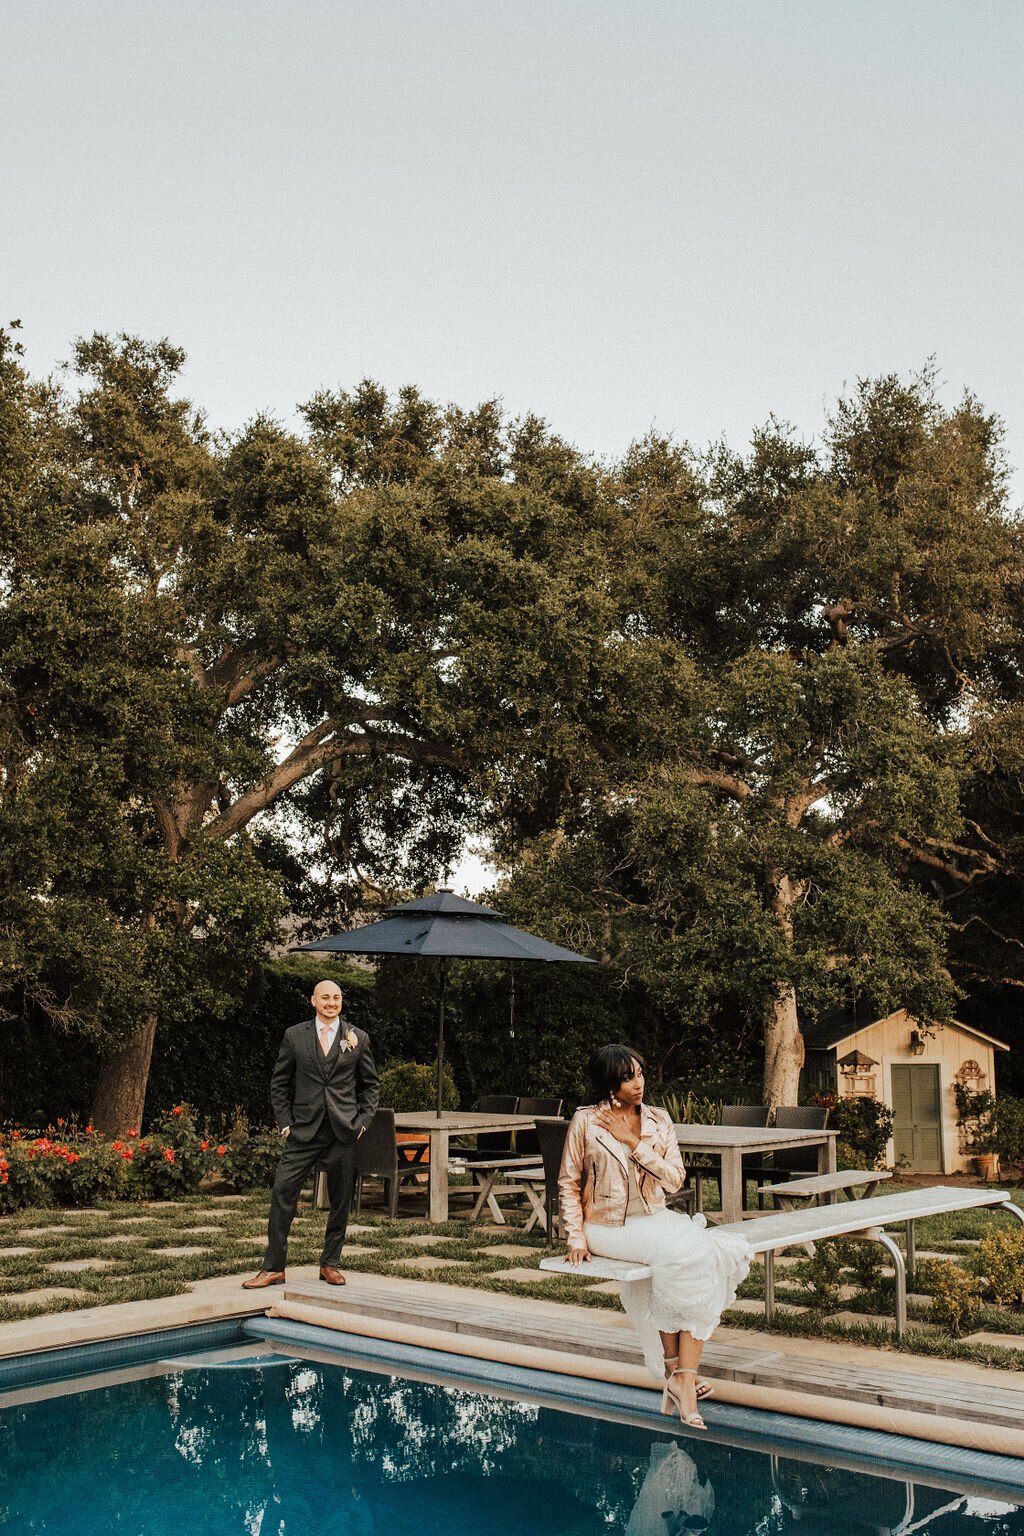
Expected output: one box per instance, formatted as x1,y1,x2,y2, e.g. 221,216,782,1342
4,1189,1024,1367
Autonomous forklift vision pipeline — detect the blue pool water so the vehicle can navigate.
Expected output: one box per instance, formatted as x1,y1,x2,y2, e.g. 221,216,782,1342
1,1330,1023,1535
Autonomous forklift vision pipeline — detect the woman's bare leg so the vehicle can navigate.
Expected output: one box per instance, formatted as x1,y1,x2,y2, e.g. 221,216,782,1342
661,1329,709,1401
660,1329,704,1418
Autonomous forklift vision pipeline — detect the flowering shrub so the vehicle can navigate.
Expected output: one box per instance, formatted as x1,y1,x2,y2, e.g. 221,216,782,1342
0,1105,283,1211
811,1093,894,1169
976,1228,1024,1308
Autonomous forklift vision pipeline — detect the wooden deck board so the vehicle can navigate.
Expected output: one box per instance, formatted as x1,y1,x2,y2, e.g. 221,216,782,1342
282,1275,1024,1431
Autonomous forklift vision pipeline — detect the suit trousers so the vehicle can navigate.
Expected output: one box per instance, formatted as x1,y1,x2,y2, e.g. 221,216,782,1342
263,1121,357,1272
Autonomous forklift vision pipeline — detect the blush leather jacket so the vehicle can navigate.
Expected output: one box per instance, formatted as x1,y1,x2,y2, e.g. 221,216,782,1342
558,1102,686,1251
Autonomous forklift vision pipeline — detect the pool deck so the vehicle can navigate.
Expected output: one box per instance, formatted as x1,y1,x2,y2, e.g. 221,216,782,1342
2,1266,1023,1455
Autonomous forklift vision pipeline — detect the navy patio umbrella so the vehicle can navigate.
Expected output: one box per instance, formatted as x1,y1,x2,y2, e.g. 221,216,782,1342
295,890,596,1117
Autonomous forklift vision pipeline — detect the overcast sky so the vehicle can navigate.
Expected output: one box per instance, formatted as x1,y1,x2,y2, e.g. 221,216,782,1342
5,0,1022,890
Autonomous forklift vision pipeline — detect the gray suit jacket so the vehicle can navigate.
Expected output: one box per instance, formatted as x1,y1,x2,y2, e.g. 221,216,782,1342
270,1019,380,1144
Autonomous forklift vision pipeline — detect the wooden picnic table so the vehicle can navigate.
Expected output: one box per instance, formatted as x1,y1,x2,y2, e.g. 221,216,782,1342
674,1123,839,1225
392,1111,539,1223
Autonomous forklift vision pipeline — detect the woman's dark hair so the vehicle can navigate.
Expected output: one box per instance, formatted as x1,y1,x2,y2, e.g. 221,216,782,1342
587,1043,645,1104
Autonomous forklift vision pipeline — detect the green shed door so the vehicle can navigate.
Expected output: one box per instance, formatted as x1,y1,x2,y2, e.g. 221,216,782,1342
891,1064,943,1172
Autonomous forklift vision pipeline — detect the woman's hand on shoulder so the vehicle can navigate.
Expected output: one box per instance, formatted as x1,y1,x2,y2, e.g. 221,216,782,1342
594,1104,641,1150
567,1243,591,1266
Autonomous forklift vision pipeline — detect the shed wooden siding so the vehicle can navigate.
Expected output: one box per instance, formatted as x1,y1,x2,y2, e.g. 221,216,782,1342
825,1008,998,1173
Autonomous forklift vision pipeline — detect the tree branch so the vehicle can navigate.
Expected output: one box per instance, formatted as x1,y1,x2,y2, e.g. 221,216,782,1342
199,722,463,843
682,766,752,802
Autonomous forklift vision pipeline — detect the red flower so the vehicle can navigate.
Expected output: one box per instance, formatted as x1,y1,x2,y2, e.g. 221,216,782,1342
121,1148,134,1162
216,1145,226,1157
85,1124,95,1134
163,1147,175,1163
172,1105,184,1117
66,1151,81,1164
200,1140,210,1151
127,1129,139,1139
11,1130,21,1139
1,1172,7,1184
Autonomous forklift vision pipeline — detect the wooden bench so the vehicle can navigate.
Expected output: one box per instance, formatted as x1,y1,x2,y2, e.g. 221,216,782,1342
450,1155,543,1224
540,1185,1024,1340
757,1168,892,1208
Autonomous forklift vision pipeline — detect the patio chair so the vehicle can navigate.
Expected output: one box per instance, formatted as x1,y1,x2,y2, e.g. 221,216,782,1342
532,1117,570,1244
353,1109,428,1217
694,1104,771,1212
457,1094,519,1162
513,1096,564,1157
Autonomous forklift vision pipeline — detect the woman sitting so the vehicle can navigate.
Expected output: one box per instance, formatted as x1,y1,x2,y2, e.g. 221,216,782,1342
559,1044,752,1429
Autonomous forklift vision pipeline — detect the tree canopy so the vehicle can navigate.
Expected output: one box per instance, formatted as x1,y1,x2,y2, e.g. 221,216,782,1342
1,330,1021,1126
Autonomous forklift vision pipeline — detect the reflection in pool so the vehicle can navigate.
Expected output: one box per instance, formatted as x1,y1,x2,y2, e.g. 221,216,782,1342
1,1350,1022,1535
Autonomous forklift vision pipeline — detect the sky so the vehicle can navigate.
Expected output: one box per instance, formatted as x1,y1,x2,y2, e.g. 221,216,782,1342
5,0,1023,892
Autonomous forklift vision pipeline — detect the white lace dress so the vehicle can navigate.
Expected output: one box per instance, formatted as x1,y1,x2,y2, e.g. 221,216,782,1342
584,1161,751,1380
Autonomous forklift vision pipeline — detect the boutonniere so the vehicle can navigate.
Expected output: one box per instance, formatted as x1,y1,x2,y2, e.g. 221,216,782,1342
344,1029,359,1051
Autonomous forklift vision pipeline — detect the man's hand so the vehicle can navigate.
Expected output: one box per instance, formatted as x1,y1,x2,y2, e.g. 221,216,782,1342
281,1126,290,1138
567,1243,591,1266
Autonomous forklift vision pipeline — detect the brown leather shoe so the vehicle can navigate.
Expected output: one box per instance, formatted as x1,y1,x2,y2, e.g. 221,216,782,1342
241,1269,285,1289
319,1265,346,1285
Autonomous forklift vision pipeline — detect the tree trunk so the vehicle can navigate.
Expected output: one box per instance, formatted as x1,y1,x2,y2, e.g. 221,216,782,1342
763,866,805,1109
763,979,804,1109
90,1012,158,1135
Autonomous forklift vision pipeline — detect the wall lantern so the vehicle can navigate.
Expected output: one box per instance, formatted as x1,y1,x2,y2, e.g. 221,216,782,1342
839,1050,878,1074
908,1030,927,1056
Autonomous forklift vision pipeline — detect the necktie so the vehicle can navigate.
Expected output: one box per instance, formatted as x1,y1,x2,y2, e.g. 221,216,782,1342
319,1023,332,1056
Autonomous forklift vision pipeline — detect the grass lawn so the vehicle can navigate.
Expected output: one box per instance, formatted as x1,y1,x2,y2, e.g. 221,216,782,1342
3,1180,1024,1374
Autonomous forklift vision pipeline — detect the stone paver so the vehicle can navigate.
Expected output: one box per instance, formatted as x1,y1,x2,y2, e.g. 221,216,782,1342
96,1235,141,1245
394,1234,455,1248
180,1226,225,1235
728,1297,807,1317
963,1330,1024,1351
17,1227,73,1237
480,1244,542,1260
587,1280,622,1295
492,1267,558,1283
150,1246,210,1258
396,1255,473,1271
3,1287,89,1306
1,1247,38,1257
46,1258,113,1272
108,1218,156,1227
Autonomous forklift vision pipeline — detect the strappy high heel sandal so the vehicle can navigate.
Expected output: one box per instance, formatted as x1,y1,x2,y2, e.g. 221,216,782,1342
663,1356,714,1403
661,1366,707,1430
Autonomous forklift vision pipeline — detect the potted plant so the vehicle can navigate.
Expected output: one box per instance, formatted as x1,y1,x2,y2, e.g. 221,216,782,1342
954,1082,999,1178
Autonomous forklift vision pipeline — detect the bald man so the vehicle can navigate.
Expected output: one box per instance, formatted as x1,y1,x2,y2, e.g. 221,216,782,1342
243,979,379,1288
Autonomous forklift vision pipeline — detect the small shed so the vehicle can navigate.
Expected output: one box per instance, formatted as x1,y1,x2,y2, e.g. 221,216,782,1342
802,1006,1009,1173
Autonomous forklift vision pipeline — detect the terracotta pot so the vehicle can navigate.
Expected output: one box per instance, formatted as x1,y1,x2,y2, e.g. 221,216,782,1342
971,1153,1000,1180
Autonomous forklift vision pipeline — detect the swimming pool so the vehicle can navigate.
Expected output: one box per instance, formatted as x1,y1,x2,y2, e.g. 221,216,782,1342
2,1320,1022,1534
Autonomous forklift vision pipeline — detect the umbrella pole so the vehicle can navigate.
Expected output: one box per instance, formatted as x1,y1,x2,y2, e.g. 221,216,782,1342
436,957,449,1120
